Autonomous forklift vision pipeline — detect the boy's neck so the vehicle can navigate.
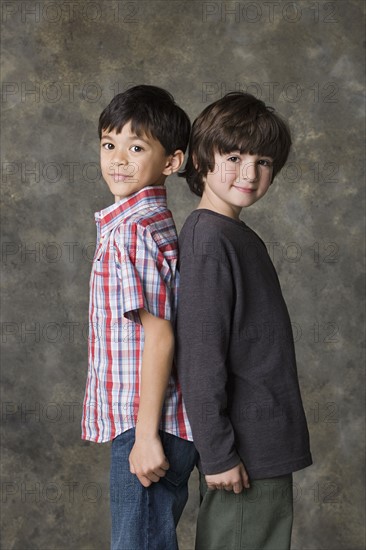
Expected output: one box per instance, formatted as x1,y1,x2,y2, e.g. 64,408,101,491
114,182,166,203
197,194,242,221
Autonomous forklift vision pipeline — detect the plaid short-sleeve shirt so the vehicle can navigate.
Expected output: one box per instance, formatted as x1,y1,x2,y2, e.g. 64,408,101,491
81,186,192,443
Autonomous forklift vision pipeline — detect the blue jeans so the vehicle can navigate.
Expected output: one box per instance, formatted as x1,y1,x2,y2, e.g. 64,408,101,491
110,428,198,550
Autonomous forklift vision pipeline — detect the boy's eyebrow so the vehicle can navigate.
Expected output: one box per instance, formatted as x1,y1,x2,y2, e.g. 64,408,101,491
100,132,151,144
125,134,151,144
226,150,273,159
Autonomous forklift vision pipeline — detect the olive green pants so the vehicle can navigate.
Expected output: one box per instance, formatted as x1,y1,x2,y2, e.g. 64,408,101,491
195,473,293,550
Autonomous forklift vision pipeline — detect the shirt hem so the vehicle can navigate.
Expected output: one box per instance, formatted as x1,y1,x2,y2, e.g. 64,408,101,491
245,453,313,480
81,423,193,444
197,453,313,478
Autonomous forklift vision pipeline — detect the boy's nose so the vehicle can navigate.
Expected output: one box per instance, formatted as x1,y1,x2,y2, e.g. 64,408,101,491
112,149,128,165
241,162,258,182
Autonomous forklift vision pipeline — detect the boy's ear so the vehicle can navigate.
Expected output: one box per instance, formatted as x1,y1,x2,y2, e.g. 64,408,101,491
162,150,185,175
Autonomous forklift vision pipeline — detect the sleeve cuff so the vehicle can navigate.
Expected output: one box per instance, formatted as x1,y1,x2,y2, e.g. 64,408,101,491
198,451,241,476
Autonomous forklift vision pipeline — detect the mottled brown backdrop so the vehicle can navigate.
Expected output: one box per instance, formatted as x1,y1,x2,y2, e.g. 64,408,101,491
1,1,365,549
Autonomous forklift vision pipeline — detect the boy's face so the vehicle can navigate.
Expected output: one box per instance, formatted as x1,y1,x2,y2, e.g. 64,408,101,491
200,151,274,219
100,121,173,202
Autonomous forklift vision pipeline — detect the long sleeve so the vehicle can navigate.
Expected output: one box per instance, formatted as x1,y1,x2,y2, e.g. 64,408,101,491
175,209,312,479
176,252,240,474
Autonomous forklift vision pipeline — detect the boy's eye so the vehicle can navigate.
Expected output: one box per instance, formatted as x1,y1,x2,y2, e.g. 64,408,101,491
102,142,114,150
227,156,240,163
258,159,273,167
130,145,143,153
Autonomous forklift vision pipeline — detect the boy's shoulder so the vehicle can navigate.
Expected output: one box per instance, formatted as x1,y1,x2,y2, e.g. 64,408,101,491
180,208,250,246
179,208,267,263
114,204,177,252
121,202,173,226
182,208,235,232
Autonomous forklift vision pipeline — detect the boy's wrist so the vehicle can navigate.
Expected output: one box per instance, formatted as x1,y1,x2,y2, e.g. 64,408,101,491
135,416,160,439
135,428,160,440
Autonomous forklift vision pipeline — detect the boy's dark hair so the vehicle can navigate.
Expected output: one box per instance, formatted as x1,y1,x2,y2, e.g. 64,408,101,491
98,85,191,155
179,92,292,196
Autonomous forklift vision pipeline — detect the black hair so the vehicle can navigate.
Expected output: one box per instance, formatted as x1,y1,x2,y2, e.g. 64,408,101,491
98,85,191,155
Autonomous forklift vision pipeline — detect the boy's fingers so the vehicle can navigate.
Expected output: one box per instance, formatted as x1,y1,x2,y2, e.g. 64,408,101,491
233,481,243,494
154,467,168,478
240,467,250,489
146,472,160,483
157,458,169,473
138,475,152,488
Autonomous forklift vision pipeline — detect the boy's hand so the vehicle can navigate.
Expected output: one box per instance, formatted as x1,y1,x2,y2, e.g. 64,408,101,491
129,434,170,488
205,462,250,494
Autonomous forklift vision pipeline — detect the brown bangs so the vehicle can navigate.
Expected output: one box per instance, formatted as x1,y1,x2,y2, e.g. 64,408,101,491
179,92,292,197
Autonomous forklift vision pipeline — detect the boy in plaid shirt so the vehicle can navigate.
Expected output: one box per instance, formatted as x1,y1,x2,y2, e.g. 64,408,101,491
82,85,197,550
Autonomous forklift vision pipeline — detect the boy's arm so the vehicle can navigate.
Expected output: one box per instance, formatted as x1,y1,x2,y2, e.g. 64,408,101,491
128,308,173,487
176,252,249,491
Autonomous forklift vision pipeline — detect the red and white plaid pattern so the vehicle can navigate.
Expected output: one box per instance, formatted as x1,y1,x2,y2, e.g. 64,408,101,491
81,186,192,443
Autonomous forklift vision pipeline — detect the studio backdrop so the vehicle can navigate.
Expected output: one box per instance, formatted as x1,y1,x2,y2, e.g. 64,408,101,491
1,1,364,549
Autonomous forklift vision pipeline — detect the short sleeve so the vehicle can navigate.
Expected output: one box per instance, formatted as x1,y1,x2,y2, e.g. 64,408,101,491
115,222,175,323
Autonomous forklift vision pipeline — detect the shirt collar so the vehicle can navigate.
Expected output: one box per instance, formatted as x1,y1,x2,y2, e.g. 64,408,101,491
95,185,167,234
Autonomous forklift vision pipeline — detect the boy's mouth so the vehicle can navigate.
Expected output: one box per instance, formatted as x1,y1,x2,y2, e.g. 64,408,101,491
233,185,256,193
109,174,132,181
